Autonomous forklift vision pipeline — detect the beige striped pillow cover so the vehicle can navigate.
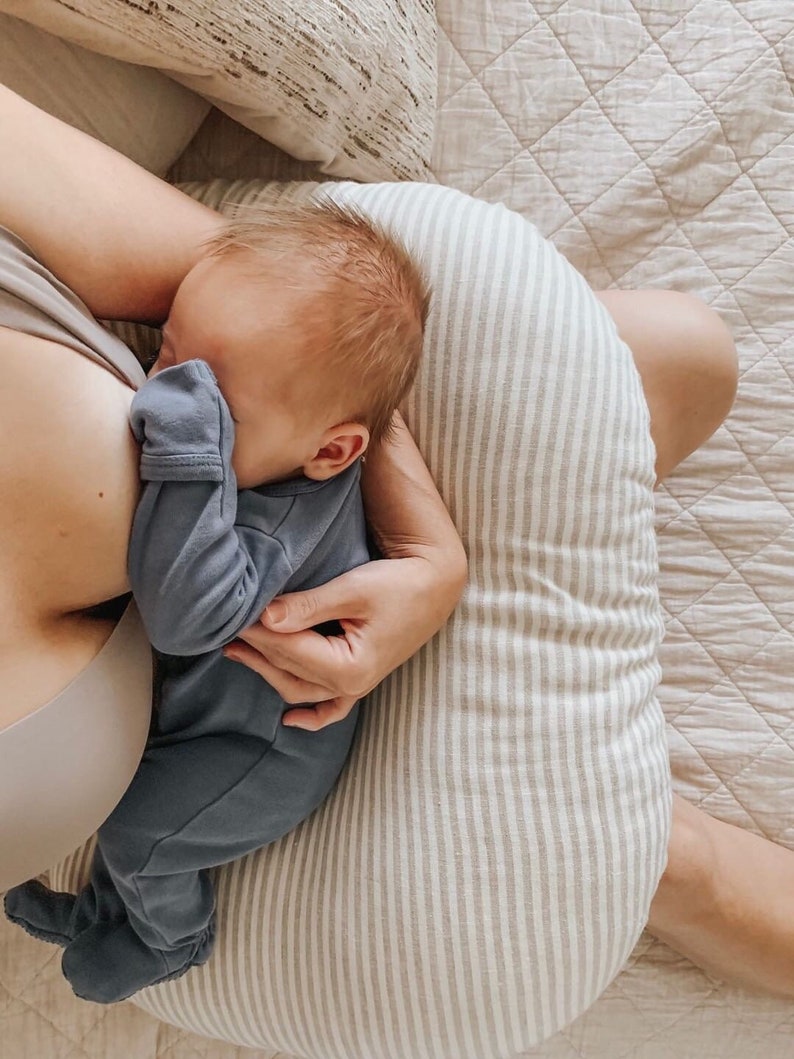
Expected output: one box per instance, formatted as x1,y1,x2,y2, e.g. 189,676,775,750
51,181,670,1056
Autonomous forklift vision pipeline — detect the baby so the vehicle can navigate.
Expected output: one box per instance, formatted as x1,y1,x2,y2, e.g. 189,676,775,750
5,199,430,1003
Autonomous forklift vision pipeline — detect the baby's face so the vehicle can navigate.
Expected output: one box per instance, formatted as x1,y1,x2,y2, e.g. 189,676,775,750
151,254,325,488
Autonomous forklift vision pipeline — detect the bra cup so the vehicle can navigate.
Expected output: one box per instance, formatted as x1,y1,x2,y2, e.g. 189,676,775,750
0,602,152,890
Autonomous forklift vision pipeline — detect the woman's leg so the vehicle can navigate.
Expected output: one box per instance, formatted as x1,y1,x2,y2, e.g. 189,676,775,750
597,289,737,483
647,794,794,997
599,289,794,999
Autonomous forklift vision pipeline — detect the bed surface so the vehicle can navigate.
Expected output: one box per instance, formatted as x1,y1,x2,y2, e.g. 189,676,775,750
2,1,793,1056
435,1,794,1052
434,1,794,1053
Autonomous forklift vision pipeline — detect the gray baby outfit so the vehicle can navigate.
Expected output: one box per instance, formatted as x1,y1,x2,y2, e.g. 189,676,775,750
5,297,368,1001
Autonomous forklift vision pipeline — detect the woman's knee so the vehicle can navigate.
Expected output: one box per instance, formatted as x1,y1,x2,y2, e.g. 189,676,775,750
597,289,738,480
647,794,717,932
669,291,738,424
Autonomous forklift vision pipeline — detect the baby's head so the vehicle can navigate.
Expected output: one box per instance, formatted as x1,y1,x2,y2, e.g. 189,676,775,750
156,200,430,487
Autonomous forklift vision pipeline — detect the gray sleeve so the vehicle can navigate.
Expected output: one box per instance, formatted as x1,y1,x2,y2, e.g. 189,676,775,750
128,360,295,656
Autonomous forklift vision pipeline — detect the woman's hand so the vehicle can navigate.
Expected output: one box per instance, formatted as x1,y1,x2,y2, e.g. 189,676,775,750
224,412,467,731
224,552,466,730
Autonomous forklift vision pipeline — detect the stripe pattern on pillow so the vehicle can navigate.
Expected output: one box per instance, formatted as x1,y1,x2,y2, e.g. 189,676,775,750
51,181,670,1057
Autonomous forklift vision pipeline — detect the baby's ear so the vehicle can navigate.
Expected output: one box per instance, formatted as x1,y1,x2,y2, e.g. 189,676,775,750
304,423,369,480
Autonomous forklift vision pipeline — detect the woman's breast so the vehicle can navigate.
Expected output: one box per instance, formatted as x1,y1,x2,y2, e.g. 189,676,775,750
0,327,141,720
0,326,140,612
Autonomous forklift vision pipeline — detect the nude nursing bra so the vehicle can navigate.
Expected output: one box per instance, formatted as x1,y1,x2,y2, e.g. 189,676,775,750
0,602,152,890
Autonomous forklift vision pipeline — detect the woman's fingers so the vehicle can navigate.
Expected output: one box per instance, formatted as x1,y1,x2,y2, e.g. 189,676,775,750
260,574,366,633
236,617,374,699
282,696,359,732
224,642,359,730
223,641,336,704
230,553,465,708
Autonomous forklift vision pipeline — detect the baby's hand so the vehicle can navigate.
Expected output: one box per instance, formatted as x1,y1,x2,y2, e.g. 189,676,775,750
130,360,225,465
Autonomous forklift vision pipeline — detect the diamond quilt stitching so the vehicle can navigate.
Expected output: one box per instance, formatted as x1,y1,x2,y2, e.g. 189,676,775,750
434,0,794,1053
4,1,794,1057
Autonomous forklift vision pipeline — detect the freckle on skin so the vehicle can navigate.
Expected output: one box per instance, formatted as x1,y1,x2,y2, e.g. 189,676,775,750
98,491,104,498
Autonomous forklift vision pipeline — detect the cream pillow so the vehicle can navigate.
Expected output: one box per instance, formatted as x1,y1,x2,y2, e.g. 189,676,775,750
52,180,671,1055
0,0,436,182
0,13,209,176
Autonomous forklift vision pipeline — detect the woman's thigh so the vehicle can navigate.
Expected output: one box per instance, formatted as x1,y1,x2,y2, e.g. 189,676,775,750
596,290,738,482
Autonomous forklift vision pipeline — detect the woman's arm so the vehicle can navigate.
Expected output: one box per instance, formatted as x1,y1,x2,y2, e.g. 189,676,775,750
0,83,222,323
361,411,466,581
225,413,467,730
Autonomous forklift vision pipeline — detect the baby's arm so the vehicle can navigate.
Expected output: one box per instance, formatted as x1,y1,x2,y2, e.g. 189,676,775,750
128,360,294,655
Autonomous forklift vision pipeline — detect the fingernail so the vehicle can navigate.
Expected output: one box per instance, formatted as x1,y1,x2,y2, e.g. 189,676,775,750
265,601,287,626
223,648,240,662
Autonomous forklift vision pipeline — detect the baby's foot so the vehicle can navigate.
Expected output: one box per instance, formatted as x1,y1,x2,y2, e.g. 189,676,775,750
61,915,215,1004
4,880,78,946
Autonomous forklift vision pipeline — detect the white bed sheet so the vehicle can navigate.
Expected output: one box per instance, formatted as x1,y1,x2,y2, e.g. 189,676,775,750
2,2,792,1057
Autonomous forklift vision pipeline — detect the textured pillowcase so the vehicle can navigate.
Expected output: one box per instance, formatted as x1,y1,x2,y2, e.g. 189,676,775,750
51,180,671,1055
0,0,436,182
0,13,209,176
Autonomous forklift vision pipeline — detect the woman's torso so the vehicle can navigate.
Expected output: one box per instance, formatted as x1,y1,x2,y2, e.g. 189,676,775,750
0,228,145,727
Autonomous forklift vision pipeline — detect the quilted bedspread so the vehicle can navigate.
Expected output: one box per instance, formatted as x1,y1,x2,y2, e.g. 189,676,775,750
430,0,794,1054
2,1,793,1057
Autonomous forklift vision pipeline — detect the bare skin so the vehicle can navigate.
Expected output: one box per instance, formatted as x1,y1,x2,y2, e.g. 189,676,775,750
0,83,224,728
1,84,792,1000
649,794,794,998
0,327,139,727
596,289,738,483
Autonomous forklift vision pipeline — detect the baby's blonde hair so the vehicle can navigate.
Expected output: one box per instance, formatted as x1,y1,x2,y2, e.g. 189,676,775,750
206,200,430,446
